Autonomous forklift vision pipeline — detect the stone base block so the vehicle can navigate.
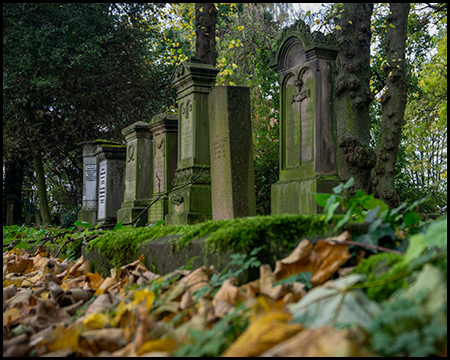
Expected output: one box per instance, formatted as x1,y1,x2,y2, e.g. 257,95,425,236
271,176,341,215
117,206,147,226
148,196,168,224
77,210,97,229
165,184,212,225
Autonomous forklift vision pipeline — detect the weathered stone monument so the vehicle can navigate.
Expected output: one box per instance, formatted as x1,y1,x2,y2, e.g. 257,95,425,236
148,114,178,224
117,122,153,226
208,86,256,220
78,140,118,226
165,59,219,225
270,20,341,214
94,144,126,227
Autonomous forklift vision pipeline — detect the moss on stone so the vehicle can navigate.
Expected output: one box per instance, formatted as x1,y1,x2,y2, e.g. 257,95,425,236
85,214,346,270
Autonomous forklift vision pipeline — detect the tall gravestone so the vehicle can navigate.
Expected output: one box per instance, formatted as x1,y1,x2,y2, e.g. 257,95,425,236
117,121,153,226
94,144,126,227
148,114,178,224
165,59,219,225
78,140,118,226
270,20,341,214
209,86,256,220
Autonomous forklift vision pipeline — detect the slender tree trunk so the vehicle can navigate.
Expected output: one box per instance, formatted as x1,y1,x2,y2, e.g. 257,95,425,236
194,3,217,66
33,150,51,224
371,3,410,208
4,156,25,225
334,3,377,195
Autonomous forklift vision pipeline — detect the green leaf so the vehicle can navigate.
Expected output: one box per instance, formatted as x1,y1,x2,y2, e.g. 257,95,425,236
334,207,352,231
364,206,380,223
315,193,332,207
403,211,421,227
403,218,447,264
289,274,381,329
113,221,123,231
73,220,92,229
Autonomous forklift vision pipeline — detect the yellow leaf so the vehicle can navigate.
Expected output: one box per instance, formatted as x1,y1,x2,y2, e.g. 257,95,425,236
335,25,342,30
348,21,352,24
315,19,321,25
137,338,177,355
222,307,302,357
82,312,110,329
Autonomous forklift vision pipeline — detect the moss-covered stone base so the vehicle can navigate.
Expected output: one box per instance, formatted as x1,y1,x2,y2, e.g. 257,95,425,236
271,175,342,214
84,214,344,279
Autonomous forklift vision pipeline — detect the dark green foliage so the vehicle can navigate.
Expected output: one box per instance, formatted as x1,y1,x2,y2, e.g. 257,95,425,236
60,205,81,229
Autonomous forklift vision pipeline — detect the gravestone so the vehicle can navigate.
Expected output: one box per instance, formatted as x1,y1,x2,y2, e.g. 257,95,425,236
94,144,126,227
78,140,118,226
208,85,256,220
148,114,178,224
117,122,153,226
270,20,341,214
165,59,219,225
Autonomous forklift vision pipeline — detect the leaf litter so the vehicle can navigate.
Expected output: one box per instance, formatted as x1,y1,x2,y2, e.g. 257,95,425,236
3,228,447,357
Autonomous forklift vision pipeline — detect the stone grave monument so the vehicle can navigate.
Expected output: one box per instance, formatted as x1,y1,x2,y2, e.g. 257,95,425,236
270,20,342,214
78,140,118,226
208,85,256,220
94,144,126,227
117,121,153,226
148,114,178,224
165,59,219,225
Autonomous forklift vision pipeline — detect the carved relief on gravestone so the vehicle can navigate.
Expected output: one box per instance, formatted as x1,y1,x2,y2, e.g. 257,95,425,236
179,98,193,161
97,161,107,220
153,136,165,193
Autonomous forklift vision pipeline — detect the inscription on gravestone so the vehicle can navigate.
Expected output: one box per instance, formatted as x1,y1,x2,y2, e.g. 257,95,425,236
98,162,107,220
180,98,193,160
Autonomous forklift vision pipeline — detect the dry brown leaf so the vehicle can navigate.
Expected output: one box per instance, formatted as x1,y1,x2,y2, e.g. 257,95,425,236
259,325,373,357
259,264,289,300
79,328,127,355
7,255,34,275
274,232,352,286
181,266,210,294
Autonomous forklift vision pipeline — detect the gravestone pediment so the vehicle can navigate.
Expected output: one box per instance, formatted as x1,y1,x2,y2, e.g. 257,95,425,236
270,19,338,73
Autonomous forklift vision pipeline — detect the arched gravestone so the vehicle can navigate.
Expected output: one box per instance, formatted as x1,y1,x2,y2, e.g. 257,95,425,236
270,20,342,214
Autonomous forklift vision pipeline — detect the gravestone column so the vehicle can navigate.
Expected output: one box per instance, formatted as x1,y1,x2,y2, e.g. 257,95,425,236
78,141,99,226
117,121,153,226
165,59,219,225
270,20,341,214
95,144,126,227
148,114,178,224
209,86,256,220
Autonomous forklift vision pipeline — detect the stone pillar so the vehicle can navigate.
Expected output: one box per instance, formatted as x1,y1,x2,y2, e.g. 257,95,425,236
95,144,126,227
270,20,341,214
117,122,153,226
148,114,178,224
209,86,256,220
165,59,219,225
78,141,99,226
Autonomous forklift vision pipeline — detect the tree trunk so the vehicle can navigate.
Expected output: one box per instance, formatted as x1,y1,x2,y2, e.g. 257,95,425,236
371,3,410,208
4,156,25,225
334,3,377,195
33,151,52,224
194,3,217,66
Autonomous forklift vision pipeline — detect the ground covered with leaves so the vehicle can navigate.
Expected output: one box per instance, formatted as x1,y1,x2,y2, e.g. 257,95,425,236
3,217,447,357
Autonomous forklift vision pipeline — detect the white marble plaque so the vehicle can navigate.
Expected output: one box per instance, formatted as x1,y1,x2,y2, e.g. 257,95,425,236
97,161,107,219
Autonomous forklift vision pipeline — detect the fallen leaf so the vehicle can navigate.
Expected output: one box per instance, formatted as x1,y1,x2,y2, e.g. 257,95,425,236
259,325,373,357
288,274,381,329
137,337,177,355
222,302,302,357
274,231,352,286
